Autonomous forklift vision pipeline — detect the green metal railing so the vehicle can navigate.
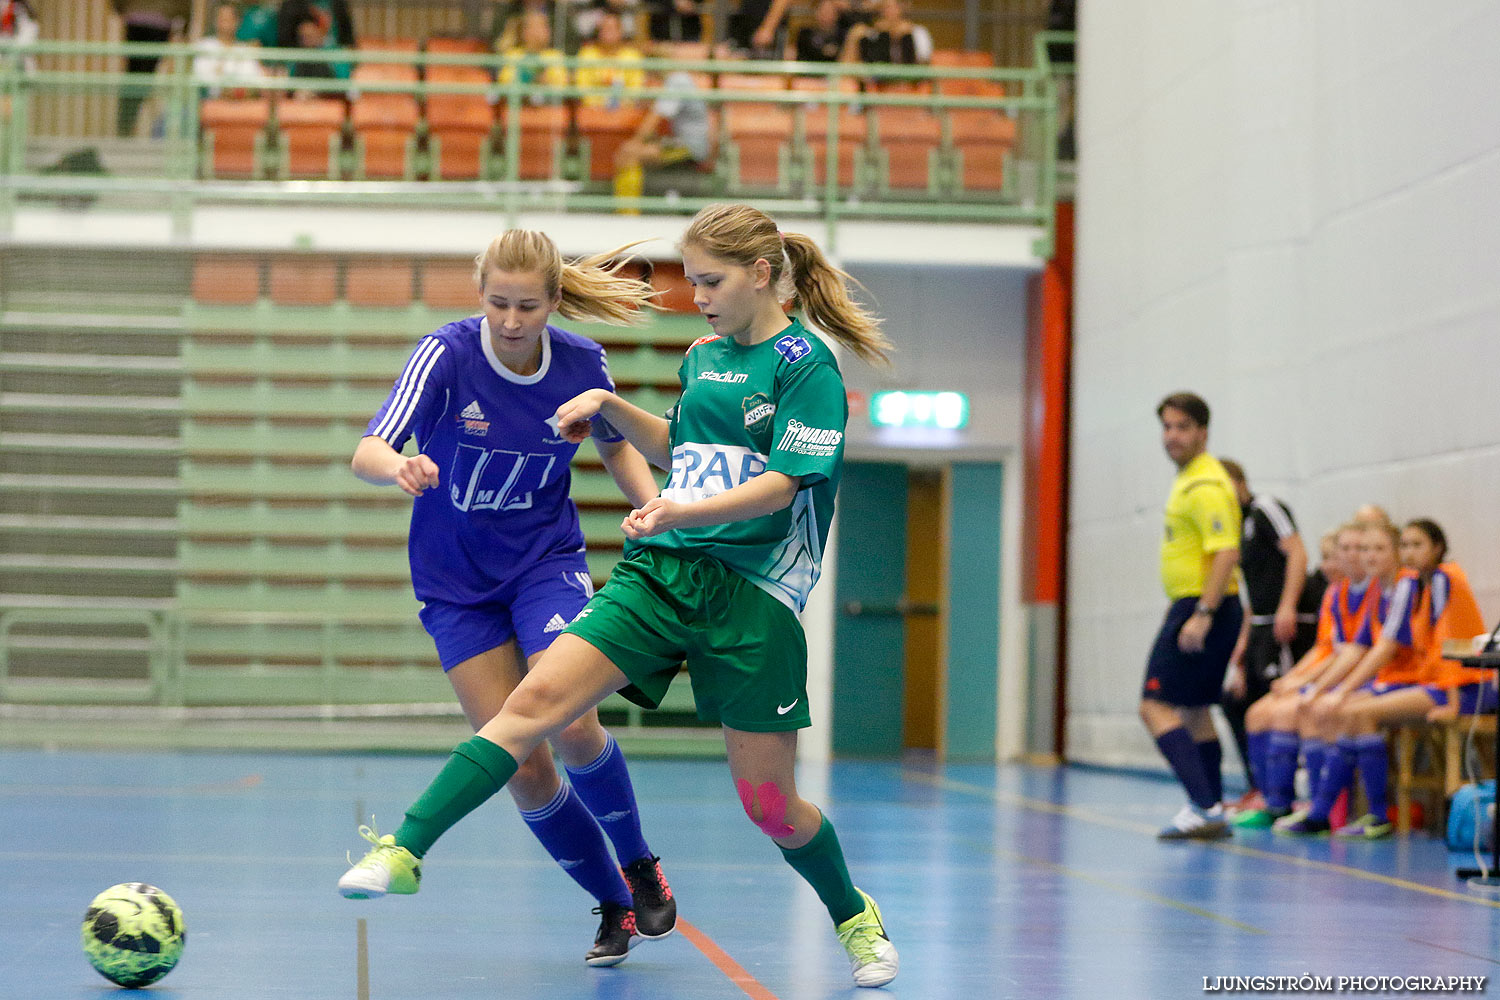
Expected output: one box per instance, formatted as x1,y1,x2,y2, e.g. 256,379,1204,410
0,33,1073,253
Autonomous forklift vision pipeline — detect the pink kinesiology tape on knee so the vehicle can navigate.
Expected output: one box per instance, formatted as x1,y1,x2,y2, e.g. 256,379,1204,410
736,778,796,837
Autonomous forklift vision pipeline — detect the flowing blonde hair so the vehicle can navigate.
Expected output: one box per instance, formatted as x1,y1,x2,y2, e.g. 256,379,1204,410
472,230,657,326
680,203,892,365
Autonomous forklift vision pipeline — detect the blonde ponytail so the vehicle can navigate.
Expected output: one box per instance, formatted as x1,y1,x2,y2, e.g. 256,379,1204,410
680,203,892,365
473,230,659,326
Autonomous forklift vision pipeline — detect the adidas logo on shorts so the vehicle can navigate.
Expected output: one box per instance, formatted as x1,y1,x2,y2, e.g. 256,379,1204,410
543,613,569,633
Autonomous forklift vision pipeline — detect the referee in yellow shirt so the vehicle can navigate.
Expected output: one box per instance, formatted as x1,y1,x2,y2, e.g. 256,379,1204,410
1141,392,1243,840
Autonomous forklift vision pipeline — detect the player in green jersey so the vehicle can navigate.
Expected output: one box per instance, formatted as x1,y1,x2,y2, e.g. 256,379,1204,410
337,203,899,988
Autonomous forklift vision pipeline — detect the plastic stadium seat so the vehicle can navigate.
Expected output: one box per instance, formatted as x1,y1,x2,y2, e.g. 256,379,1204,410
421,259,479,310
268,257,338,306
426,66,494,179
497,104,569,179
192,256,261,305
352,62,419,84
346,259,415,308
930,49,994,68
576,105,649,181
716,73,790,188
351,93,420,178
275,98,346,178
200,98,271,178
871,106,941,190
649,260,697,313
426,37,486,55
949,109,1015,192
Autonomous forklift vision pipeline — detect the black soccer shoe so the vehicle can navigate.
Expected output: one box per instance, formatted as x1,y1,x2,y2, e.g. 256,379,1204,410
621,855,677,939
585,901,638,967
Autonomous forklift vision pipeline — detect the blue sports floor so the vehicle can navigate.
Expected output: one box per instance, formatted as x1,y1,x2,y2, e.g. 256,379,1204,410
4,749,1497,999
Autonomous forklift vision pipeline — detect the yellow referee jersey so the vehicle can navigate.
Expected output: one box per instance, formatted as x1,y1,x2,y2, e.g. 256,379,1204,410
1160,452,1241,599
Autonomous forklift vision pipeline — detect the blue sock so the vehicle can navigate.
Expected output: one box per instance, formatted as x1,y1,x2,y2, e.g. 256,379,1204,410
1264,731,1299,810
1246,730,1271,792
1197,740,1223,804
519,783,632,909
1308,740,1357,822
1155,727,1217,809
1354,733,1390,823
1301,738,1327,802
565,733,653,866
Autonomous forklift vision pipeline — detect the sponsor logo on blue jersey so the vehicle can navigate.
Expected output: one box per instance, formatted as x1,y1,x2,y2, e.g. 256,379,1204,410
774,335,812,363
458,400,490,436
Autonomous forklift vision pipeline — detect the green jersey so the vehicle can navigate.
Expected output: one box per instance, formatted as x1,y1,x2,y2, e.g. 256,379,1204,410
633,318,846,612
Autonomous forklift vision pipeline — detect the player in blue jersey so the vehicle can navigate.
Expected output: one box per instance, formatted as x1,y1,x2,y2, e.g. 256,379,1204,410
340,229,675,967
338,204,902,988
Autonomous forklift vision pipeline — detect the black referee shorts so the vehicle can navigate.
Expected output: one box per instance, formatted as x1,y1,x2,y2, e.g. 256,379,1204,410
1142,597,1243,707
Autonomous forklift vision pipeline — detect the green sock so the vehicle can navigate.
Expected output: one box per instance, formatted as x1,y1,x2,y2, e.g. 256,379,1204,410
778,813,865,925
395,735,518,858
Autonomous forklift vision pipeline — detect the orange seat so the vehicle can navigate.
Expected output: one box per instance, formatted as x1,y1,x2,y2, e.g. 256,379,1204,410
351,93,420,178
871,106,941,190
357,37,419,52
426,37,486,55
422,259,479,310
200,98,271,178
930,49,994,68
268,257,337,306
276,97,346,178
427,66,494,179
949,109,1014,192
801,100,864,188
498,104,568,180
576,105,649,181
192,256,261,305
352,63,419,84
719,73,791,188
346,259,415,308
648,260,697,313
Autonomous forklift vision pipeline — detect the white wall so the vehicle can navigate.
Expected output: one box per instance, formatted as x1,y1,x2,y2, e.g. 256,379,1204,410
1070,0,1500,766
841,264,1030,459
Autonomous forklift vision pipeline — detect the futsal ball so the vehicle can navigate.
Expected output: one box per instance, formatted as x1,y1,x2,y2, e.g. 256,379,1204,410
80,883,186,988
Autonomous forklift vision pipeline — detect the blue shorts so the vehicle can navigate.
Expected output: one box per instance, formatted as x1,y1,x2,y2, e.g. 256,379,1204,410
1426,681,1500,715
418,554,596,671
1357,680,1410,697
1143,597,1243,707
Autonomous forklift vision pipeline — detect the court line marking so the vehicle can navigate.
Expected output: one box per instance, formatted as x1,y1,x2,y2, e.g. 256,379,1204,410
677,918,782,1000
907,770,1500,911
356,918,370,1000
968,837,1267,935
1405,937,1500,965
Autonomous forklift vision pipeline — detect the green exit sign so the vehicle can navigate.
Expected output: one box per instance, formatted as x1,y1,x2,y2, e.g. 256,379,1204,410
870,391,969,430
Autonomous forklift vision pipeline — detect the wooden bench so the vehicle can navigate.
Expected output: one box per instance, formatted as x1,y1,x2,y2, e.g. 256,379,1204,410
1393,715,1496,835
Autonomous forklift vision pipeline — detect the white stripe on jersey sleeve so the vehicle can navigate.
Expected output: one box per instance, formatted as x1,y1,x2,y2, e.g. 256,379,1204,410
1431,570,1450,622
1254,496,1296,540
373,337,446,443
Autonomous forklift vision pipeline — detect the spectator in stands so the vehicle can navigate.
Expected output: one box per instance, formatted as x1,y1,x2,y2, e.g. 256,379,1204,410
838,0,929,66
722,0,791,59
111,0,193,136
1218,460,1310,812
191,3,267,96
0,0,40,76
574,0,643,43
795,0,845,62
575,11,644,109
277,0,354,80
499,9,569,103
235,1,279,48
612,68,710,210
1280,519,1488,839
645,0,702,43
1235,523,1363,829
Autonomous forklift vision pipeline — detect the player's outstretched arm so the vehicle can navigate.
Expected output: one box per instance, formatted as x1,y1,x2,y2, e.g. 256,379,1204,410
351,435,440,497
556,388,672,469
596,437,661,509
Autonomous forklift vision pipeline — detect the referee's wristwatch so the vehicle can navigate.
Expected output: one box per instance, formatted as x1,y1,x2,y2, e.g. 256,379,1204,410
1193,602,1217,618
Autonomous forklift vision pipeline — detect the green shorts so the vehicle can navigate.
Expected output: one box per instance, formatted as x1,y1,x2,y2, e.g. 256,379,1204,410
562,547,811,732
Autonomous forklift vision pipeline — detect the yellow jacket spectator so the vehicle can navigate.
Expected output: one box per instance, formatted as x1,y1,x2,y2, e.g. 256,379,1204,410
499,10,569,100
576,12,645,108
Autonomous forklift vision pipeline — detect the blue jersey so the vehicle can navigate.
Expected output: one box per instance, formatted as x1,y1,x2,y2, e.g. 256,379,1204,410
365,317,625,605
